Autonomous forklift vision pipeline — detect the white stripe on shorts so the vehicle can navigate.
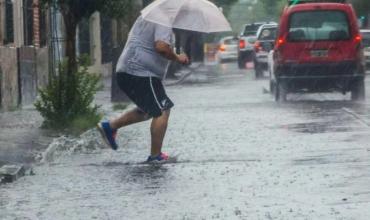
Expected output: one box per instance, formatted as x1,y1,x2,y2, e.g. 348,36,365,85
149,77,163,110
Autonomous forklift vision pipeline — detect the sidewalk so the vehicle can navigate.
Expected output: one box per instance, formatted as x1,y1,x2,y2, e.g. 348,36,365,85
0,106,56,183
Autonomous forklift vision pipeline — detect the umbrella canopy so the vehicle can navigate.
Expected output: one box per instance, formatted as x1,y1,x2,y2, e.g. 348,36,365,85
141,0,232,33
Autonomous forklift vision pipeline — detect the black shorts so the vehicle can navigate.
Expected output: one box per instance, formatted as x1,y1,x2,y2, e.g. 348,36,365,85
117,72,174,118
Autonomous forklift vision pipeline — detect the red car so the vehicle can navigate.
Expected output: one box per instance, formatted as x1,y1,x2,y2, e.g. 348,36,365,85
270,0,365,102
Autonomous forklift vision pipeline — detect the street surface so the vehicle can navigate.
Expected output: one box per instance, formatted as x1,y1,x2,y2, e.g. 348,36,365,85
1,63,370,220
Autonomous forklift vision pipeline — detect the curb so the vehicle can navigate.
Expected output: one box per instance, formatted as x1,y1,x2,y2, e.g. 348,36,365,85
0,161,25,184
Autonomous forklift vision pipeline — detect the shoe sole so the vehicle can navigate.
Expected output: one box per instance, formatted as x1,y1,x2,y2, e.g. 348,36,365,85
96,123,116,150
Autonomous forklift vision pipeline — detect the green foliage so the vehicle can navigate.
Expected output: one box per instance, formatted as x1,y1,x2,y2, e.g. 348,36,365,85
112,102,129,111
69,112,102,136
212,0,239,17
255,0,285,22
34,58,102,133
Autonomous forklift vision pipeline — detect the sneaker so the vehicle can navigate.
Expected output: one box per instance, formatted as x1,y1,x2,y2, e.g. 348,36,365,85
97,121,118,150
146,152,169,163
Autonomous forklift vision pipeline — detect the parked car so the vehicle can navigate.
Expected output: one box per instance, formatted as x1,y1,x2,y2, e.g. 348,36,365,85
216,36,239,63
253,24,278,78
360,29,370,71
270,0,365,102
238,22,267,69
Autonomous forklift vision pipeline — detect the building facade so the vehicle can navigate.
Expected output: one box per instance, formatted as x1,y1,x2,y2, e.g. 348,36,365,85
0,0,143,110
0,0,49,110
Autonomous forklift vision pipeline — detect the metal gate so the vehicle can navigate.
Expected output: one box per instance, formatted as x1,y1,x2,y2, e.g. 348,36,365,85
18,47,37,106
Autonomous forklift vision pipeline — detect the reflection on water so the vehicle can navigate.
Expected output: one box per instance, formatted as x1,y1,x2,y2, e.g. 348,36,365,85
128,165,168,180
282,121,357,134
278,101,369,133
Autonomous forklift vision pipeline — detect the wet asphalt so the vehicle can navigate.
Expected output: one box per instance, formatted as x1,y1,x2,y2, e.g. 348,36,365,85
1,62,370,219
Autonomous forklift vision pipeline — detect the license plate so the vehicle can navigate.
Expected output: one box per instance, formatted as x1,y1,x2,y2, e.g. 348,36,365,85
311,50,328,57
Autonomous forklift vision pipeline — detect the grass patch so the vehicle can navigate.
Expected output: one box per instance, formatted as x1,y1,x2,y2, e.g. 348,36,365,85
112,102,129,111
69,112,102,136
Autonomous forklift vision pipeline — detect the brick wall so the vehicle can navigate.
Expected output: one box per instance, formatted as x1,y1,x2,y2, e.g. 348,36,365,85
32,0,40,47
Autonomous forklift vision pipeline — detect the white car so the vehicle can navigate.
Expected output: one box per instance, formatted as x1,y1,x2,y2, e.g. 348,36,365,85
267,49,275,93
216,36,239,63
360,29,370,71
253,23,278,78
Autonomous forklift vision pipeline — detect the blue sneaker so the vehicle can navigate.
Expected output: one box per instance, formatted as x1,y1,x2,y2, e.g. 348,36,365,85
97,121,118,150
146,152,169,163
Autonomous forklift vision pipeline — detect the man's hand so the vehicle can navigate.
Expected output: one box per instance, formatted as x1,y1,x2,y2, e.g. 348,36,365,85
177,54,190,65
155,41,189,65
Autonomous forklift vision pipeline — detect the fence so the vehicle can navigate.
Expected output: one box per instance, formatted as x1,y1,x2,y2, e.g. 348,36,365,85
0,46,49,111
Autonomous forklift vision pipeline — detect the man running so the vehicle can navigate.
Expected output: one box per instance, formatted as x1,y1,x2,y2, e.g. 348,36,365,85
97,15,189,163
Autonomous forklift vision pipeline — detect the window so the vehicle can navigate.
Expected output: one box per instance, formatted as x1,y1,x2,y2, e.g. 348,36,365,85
242,24,263,36
39,6,47,47
258,28,277,40
4,0,14,44
288,10,350,41
23,0,34,46
224,38,238,45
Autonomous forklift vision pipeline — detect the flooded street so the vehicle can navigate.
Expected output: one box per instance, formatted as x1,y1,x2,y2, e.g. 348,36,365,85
1,63,370,220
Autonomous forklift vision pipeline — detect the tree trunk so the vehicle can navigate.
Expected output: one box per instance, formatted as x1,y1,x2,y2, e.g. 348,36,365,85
62,15,78,74
60,8,78,110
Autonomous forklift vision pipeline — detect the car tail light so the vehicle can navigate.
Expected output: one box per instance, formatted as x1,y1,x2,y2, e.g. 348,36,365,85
275,37,285,49
354,34,362,43
254,41,262,52
219,44,226,52
276,37,285,48
239,39,246,49
354,34,363,51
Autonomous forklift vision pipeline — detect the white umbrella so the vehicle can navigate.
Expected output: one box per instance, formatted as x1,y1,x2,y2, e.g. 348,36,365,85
141,0,232,33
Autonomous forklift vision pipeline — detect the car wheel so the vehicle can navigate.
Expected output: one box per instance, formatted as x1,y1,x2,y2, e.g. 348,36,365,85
351,79,365,101
238,58,246,69
269,80,276,94
246,53,254,63
275,81,287,102
255,62,263,78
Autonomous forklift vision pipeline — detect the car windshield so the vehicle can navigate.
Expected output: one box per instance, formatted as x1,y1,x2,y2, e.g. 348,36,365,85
224,38,238,45
362,32,370,47
247,37,257,43
288,10,350,41
258,28,277,40
242,24,262,36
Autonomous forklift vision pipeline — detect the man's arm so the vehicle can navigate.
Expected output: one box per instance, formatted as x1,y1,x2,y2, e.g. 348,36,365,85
155,41,189,65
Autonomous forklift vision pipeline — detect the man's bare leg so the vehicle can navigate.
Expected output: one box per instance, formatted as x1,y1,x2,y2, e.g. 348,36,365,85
110,108,151,130
150,110,170,156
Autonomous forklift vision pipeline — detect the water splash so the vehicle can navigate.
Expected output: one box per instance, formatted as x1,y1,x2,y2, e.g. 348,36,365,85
38,128,105,163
